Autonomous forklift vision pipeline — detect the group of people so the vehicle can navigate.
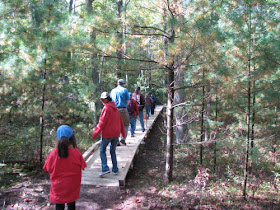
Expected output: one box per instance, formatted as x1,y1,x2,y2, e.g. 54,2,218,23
92,79,157,176
96,79,157,145
43,79,158,209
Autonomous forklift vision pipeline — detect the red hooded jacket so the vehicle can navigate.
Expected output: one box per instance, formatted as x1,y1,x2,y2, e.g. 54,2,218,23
92,101,125,140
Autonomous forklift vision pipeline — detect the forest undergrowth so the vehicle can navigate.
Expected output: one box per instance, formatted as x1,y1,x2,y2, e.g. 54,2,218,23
0,114,280,209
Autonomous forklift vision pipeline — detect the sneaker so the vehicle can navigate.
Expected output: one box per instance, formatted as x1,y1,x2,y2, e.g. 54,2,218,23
142,129,145,132
120,140,126,145
112,171,119,175
131,134,135,137
99,170,110,178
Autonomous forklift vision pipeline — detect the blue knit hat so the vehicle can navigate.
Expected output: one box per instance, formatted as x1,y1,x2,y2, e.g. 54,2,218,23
56,125,73,140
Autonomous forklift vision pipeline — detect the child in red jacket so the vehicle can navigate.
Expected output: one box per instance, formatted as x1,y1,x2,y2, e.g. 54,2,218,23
43,125,87,210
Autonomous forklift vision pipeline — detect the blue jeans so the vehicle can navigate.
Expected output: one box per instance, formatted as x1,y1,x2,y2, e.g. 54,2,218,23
138,111,145,131
129,115,137,135
100,137,118,173
145,105,151,117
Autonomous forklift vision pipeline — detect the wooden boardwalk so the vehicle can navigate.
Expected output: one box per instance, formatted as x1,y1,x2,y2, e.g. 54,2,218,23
81,105,164,187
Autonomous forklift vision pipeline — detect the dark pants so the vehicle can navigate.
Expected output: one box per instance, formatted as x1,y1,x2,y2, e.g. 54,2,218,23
151,104,156,115
56,201,75,210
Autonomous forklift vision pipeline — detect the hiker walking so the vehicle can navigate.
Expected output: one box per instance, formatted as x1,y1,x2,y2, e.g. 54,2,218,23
132,86,145,132
150,93,158,115
145,93,153,118
92,92,125,177
127,92,139,137
110,79,130,145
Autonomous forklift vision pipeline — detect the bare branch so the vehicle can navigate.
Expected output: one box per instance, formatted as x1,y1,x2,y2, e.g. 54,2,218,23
172,102,191,109
0,132,15,138
124,67,164,72
95,28,171,39
125,0,131,7
120,31,170,39
166,0,175,21
99,54,159,63
265,54,280,66
174,84,205,91
174,127,231,146
134,25,167,35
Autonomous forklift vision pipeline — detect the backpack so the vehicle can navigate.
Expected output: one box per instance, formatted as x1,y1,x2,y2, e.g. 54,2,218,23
133,93,144,105
127,99,135,115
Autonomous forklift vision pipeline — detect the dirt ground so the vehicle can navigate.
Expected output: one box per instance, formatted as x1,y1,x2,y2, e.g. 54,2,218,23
0,114,171,210
1,114,280,209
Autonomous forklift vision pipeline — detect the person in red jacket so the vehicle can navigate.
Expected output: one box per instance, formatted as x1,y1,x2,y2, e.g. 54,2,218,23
132,86,145,132
92,92,125,177
127,92,139,137
43,125,87,210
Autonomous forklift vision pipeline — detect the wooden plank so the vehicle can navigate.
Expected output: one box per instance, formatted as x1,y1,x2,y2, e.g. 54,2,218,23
81,105,163,187
83,140,100,161
119,161,130,187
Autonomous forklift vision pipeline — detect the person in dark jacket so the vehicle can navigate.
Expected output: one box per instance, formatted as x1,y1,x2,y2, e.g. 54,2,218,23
150,93,158,115
92,92,125,177
145,93,152,118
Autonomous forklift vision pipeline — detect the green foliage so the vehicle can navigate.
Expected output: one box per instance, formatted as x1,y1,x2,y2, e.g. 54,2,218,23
0,0,279,192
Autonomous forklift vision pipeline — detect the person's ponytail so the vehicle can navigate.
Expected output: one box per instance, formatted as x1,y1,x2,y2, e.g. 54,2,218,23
69,135,77,149
57,137,70,158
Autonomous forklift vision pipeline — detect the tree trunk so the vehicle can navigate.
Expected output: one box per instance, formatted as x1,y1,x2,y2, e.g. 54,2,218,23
69,0,74,12
251,36,256,152
40,59,47,164
162,7,168,103
273,107,277,165
243,5,252,199
164,66,174,183
148,37,152,90
200,71,205,165
164,2,175,182
204,83,211,141
251,78,255,150
174,68,188,143
39,7,50,164
86,0,100,124
123,0,128,84
214,82,218,174
86,0,93,12
86,0,99,86
116,0,123,79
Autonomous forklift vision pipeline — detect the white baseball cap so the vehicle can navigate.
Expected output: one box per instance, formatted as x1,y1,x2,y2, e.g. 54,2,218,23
100,92,109,99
